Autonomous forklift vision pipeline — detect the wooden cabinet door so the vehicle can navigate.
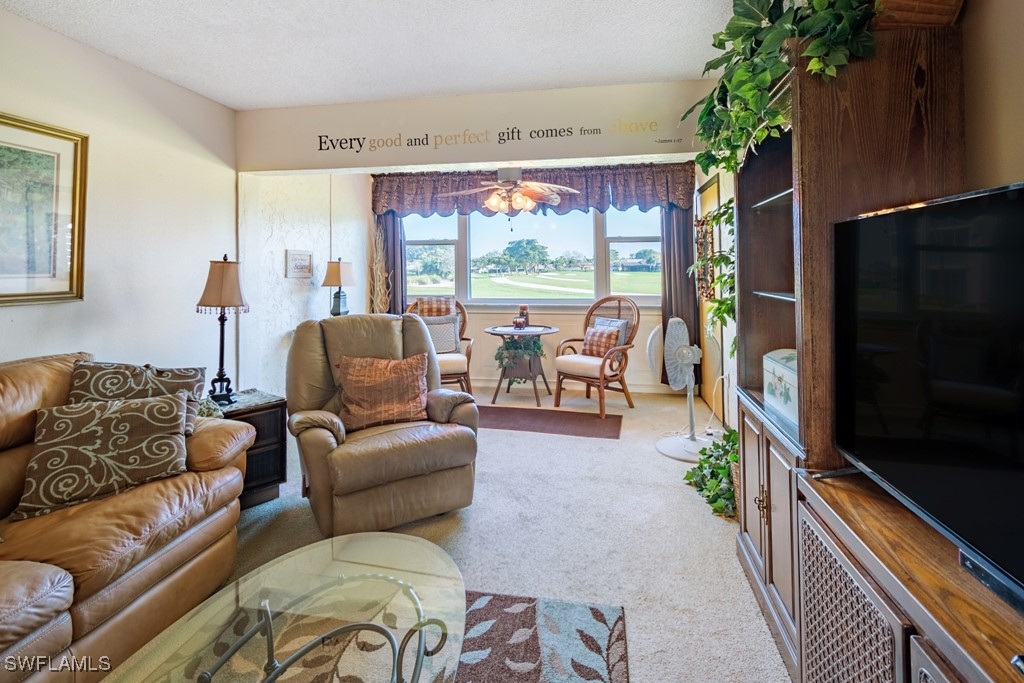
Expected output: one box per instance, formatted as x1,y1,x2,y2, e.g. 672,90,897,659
739,407,767,581
799,501,912,683
909,636,964,683
766,436,797,638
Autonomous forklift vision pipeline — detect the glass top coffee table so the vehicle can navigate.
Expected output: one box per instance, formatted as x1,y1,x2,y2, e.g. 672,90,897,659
108,533,465,683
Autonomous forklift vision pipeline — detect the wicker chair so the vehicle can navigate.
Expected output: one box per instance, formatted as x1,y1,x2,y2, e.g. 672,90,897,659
553,295,640,419
406,298,474,393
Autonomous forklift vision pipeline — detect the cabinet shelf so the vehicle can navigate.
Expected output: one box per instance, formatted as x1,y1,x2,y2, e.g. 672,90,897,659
753,290,796,303
751,187,794,210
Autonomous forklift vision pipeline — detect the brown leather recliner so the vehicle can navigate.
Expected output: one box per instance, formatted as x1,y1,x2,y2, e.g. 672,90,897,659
0,352,256,682
286,314,478,537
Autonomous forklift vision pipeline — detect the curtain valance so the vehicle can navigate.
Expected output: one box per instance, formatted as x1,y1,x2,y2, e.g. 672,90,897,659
371,162,695,218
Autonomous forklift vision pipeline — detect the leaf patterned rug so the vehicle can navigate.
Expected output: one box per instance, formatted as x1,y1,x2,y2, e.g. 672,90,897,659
457,591,629,683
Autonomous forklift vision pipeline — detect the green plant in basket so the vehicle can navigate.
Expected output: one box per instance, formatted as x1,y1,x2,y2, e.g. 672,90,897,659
684,428,740,517
494,336,545,385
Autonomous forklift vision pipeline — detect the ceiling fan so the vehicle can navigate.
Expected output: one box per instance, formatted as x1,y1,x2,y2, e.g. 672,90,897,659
439,168,579,213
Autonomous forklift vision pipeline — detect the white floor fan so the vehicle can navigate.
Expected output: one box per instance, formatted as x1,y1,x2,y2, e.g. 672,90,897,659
649,317,711,462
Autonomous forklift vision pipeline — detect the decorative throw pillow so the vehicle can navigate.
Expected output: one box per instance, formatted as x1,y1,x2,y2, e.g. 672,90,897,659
11,392,189,520
582,327,620,358
68,361,205,436
594,317,629,346
422,314,461,354
336,353,428,432
415,296,455,317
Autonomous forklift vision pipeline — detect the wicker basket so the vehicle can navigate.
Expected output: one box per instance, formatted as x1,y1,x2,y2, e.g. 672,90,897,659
873,0,964,28
731,460,742,521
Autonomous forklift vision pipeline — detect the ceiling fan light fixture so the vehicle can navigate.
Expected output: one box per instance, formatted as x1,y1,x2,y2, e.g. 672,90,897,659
484,190,505,211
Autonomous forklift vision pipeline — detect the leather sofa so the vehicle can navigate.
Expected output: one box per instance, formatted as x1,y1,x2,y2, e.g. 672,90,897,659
0,352,256,682
286,314,478,537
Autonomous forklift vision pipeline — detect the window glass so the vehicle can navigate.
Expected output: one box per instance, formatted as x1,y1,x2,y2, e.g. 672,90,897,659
605,206,662,237
469,210,595,300
406,244,456,295
610,240,663,296
404,213,457,240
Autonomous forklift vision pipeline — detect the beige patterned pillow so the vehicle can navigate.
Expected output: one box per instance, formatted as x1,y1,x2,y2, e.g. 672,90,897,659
422,314,461,354
12,392,188,520
68,361,205,436
336,353,428,432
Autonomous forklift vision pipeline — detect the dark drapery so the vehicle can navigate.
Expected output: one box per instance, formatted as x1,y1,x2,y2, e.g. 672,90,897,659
371,162,695,217
661,202,699,387
373,212,405,315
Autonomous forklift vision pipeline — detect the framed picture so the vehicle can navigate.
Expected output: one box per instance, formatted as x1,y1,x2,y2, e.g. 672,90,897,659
0,113,88,306
285,249,313,278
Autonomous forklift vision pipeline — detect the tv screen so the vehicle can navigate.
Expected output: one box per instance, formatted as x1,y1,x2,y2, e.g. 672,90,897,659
834,182,1024,610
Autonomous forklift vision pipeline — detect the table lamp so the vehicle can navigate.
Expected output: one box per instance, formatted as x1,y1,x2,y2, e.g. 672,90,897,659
196,255,249,404
321,259,355,316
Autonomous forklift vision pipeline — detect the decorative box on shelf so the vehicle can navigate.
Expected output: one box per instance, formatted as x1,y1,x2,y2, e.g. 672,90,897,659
763,348,798,433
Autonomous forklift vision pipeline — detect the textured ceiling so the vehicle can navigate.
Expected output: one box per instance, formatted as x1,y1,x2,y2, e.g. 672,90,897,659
0,0,732,111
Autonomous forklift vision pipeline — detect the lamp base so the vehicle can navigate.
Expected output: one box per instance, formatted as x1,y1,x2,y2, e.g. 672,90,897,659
331,289,349,316
210,390,237,406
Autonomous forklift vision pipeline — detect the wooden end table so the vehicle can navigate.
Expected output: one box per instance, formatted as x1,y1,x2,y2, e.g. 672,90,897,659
485,325,559,407
221,389,287,509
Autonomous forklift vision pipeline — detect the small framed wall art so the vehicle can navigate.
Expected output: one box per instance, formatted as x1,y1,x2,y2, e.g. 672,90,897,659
0,112,88,306
285,249,313,278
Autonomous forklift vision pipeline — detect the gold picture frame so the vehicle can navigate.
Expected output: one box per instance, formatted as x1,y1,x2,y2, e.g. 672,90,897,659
0,112,87,306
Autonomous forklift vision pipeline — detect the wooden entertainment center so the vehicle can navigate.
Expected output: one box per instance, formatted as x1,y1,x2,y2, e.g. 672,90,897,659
732,28,1024,682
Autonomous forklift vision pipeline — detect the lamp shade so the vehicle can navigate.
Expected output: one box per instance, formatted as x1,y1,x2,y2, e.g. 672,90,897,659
196,255,249,313
322,260,356,287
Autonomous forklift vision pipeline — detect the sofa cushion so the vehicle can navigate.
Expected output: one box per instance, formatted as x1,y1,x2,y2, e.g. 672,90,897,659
12,393,189,520
0,560,74,651
0,467,243,603
436,352,468,375
332,421,477,495
582,327,620,357
337,353,428,432
554,354,617,379
68,361,205,436
0,443,34,520
415,295,455,316
422,314,461,353
0,352,93,452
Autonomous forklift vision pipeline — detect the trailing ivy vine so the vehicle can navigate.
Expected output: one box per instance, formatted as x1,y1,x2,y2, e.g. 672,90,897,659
494,336,545,385
683,0,879,173
685,428,740,517
689,198,737,356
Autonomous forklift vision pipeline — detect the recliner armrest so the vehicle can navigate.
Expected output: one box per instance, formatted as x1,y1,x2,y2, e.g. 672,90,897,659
426,388,477,432
186,417,257,472
288,409,347,445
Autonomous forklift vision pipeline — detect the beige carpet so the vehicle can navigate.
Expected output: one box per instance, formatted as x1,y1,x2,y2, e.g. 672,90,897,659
234,388,792,682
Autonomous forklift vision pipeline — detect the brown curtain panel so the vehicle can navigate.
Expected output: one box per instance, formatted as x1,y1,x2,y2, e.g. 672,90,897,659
661,202,699,387
373,212,405,314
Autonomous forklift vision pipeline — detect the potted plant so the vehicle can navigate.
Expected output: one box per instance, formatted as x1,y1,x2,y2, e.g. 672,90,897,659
494,335,545,385
684,428,740,517
682,0,879,174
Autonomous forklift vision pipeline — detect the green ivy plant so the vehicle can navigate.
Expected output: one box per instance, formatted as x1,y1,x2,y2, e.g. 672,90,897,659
683,0,879,173
684,428,740,517
689,198,737,357
494,336,545,385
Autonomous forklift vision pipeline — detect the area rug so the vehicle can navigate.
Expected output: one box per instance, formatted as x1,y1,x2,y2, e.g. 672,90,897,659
478,405,622,440
457,590,629,683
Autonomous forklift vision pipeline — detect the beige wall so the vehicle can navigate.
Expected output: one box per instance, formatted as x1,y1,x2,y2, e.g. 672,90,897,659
962,0,1024,188
238,173,372,396
236,81,708,172
0,9,237,379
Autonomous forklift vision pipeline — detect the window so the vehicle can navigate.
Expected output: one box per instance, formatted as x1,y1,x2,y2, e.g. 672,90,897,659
403,207,662,304
404,213,457,297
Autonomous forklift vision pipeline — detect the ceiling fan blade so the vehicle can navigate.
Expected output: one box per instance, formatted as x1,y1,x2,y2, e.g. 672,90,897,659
437,186,499,197
520,180,580,195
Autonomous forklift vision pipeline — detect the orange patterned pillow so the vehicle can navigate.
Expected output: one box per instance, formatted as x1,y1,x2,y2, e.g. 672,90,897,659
415,296,455,317
336,353,428,431
582,327,620,358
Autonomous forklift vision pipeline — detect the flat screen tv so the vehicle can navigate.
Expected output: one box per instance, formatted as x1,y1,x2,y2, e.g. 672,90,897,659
834,182,1024,613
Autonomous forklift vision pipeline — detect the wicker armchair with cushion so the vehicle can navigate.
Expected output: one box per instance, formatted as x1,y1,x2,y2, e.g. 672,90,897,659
553,296,640,419
406,297,474,393
286,313,478,537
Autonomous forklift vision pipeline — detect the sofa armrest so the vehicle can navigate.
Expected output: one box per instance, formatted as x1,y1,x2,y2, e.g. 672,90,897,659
288,409,347,445
426,388,478,432
186,417,256,472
